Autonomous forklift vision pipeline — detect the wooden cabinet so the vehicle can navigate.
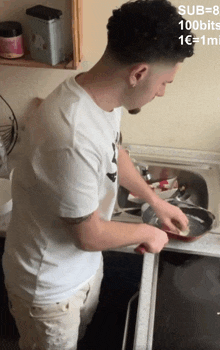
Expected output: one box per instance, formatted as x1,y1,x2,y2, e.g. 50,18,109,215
0,0,83,70
71,0,83,69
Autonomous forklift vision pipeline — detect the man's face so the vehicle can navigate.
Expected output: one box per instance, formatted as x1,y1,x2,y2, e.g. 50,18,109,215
124,62,181,115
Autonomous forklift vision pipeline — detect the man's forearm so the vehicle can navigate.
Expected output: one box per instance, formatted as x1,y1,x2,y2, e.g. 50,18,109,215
64,210,168,253
118,148,159,207
81,218,155,251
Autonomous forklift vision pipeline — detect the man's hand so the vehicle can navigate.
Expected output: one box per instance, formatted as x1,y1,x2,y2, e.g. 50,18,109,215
118,149,188,234
151,197,189,234
135,226,169,254
134,198,189,255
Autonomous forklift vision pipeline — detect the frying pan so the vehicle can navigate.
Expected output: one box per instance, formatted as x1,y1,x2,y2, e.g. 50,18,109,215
142,199,215,242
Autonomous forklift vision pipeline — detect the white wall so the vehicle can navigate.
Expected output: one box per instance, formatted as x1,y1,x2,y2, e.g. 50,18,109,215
0,0,220,153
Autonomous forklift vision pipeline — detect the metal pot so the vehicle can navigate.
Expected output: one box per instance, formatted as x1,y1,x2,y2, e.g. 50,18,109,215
142,199,215,242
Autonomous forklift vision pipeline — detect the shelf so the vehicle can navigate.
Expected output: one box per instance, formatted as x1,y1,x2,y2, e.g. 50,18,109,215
0,55,80,70
0,0,83,70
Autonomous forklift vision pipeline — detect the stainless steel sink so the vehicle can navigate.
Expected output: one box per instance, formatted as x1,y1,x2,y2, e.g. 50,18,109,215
146,165,208,209
116,165,209,215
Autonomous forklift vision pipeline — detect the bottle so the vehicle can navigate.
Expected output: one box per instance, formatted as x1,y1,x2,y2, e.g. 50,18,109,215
0,21,24,59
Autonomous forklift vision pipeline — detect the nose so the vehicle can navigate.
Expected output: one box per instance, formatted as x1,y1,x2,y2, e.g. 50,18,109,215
156,85,166,97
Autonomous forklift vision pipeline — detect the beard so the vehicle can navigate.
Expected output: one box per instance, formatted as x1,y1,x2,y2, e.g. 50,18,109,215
128,108,141,115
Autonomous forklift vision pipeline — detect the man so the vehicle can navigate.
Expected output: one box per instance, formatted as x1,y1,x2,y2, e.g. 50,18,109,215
3,0,194,349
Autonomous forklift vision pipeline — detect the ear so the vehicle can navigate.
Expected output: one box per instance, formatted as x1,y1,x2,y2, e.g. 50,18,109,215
129,63,149,87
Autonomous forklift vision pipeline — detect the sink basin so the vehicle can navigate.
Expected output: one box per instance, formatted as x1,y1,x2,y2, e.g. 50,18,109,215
147,166,208,209
116,166,209,211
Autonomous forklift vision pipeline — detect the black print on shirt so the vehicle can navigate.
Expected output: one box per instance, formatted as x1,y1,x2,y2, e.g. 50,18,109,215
107,172,117,182
106,134,119,183
112,143,117,164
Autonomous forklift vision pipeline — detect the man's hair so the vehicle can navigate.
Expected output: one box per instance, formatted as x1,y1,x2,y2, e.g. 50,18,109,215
106,0,195,65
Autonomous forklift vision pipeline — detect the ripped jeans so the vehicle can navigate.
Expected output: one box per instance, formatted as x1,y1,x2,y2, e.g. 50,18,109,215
6,259,103,350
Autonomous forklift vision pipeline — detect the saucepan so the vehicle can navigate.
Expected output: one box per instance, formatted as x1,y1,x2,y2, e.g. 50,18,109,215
142,199,215,242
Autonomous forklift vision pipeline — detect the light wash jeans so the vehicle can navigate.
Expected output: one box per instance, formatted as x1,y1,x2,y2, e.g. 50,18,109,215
6,259,103,350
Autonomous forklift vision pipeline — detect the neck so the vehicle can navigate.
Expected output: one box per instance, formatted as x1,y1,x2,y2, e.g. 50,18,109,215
76,60,124,112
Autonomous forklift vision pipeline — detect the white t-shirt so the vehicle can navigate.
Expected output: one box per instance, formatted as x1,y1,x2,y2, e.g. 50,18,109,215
3,74,122,305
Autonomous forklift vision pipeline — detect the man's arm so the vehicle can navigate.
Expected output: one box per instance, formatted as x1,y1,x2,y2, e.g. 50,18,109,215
59,148,186,254
118,148,160,207
117,148,189,233
61,210,168,253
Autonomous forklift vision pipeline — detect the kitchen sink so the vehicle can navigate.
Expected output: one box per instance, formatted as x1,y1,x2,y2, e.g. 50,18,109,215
146,165,208,208
116,165,209,217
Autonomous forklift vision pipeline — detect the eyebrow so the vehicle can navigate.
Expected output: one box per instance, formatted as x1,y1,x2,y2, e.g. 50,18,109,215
167,80,173,83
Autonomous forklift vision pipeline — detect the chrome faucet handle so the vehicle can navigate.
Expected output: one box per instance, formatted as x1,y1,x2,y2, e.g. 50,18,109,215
134,162,152,181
